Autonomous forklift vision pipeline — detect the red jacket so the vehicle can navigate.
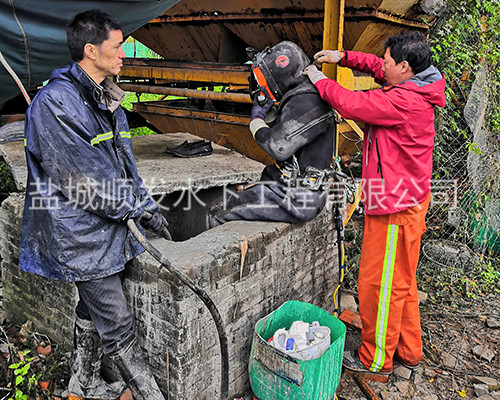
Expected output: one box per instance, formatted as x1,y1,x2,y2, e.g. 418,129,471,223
314,51,446,215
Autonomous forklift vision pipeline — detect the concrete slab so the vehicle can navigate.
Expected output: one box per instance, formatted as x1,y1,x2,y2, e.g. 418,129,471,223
0,132,265,194
132,132,264,194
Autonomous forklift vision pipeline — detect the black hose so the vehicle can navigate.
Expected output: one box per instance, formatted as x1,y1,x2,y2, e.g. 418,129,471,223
127,218,229,400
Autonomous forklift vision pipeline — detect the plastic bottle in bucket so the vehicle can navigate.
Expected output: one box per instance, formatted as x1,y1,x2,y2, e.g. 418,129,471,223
271,321,330,360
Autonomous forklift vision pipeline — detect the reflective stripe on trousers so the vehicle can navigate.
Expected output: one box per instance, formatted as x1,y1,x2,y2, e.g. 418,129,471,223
358,196,430,372
370,224,399,371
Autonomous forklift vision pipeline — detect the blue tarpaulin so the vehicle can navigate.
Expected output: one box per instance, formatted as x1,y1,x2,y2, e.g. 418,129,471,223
0,0,180,106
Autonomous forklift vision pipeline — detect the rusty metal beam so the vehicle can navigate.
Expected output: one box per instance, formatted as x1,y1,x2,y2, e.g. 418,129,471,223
149,12,324,24
344,9,429,29
119,59,250,86
134,102,250,126
118,83,253,104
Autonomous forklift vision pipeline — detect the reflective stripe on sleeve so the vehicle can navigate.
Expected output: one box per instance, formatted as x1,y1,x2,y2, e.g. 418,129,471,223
91,131,114,146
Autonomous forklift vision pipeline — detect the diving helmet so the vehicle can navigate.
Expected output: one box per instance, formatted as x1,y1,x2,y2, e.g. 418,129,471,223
251,41,311,102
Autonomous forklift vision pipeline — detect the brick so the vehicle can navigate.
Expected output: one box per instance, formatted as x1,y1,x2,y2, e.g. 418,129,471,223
1,193,338,398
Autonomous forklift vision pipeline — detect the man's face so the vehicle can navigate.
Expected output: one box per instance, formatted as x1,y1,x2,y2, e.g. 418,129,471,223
94,29,125,79
382,47,405,87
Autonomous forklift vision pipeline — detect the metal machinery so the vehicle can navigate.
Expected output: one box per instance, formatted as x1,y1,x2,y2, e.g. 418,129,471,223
118,0,435,165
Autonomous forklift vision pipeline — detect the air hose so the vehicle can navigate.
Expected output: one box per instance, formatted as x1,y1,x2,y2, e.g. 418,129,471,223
332,201,345,318
332,144,346,318
127,216,229,400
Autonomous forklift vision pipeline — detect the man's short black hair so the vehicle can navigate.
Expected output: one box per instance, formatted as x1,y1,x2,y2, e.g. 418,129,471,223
66,9,124,62
385,32,431,75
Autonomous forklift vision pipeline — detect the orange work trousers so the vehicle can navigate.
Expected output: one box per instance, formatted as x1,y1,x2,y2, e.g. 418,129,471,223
357,195,430,372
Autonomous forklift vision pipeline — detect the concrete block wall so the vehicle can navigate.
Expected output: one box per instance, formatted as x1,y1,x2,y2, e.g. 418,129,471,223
0,192,339,399
0,194,76,347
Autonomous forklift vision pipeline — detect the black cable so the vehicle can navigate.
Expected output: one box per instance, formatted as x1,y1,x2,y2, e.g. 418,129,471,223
127,218,229,400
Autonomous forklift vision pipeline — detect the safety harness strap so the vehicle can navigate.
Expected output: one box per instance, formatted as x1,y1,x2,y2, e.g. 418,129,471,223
275,161,338,191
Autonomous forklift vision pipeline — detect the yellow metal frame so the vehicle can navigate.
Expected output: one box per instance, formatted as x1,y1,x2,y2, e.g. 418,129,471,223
322,0,363,226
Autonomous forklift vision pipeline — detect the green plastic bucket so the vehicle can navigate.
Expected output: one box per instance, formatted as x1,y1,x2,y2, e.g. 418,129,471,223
249,301,346,400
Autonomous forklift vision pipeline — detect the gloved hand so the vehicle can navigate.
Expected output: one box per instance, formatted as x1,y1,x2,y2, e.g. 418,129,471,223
313,50,342,65
302,65,328,84
140,211,168,233
251,96,274,121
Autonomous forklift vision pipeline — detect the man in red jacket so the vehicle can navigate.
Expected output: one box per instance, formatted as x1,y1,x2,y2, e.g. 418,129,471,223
303,32,446,378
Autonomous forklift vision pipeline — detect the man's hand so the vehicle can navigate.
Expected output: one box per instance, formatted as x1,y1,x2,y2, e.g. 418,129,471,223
314,50,342,65
140,211,168,233
251,97,274,121
302,65,328,84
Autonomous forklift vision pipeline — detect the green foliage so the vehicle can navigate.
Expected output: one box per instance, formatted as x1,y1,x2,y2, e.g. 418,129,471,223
121,92,164,112
121,92,162,136
130,126,157,136
430,0,500,178
418,251,500,306
0,161,18,193
8,350,38,400
122,37,163,59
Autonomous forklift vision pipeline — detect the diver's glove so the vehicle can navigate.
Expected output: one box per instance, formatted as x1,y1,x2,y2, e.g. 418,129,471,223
251,97,273,121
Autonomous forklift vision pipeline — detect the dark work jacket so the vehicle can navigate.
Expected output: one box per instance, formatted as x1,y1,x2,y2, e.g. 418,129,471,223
254,82,335,183
20,61,158,282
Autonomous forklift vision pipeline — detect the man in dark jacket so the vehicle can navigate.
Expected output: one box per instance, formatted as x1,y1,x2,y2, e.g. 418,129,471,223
209,41,336,225
20,9,167,400
304,32,446,379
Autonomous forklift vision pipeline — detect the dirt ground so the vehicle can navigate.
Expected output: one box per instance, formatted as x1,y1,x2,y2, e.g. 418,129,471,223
0,282,498,400
337,297,500,400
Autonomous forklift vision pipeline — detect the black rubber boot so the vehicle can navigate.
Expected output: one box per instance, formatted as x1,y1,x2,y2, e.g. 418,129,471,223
67,317,126,400
110,337,166,400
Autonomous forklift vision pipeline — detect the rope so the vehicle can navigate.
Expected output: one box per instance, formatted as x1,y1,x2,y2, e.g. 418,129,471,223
0,49,31,105
9,0,31,87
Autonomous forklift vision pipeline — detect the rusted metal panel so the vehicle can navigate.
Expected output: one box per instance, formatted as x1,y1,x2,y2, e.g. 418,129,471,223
338,123,363,156
225,20,325,59
343,20,370,52
137,103,249,125
119,59,250,86
345,0,382,8
348,22,415,55
378,0,420,15
150,11,325,24
345,9,429,29
134,18,325,63
122,0,436,162
163,0,324,16
132,23,228,63
134,101,274,165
